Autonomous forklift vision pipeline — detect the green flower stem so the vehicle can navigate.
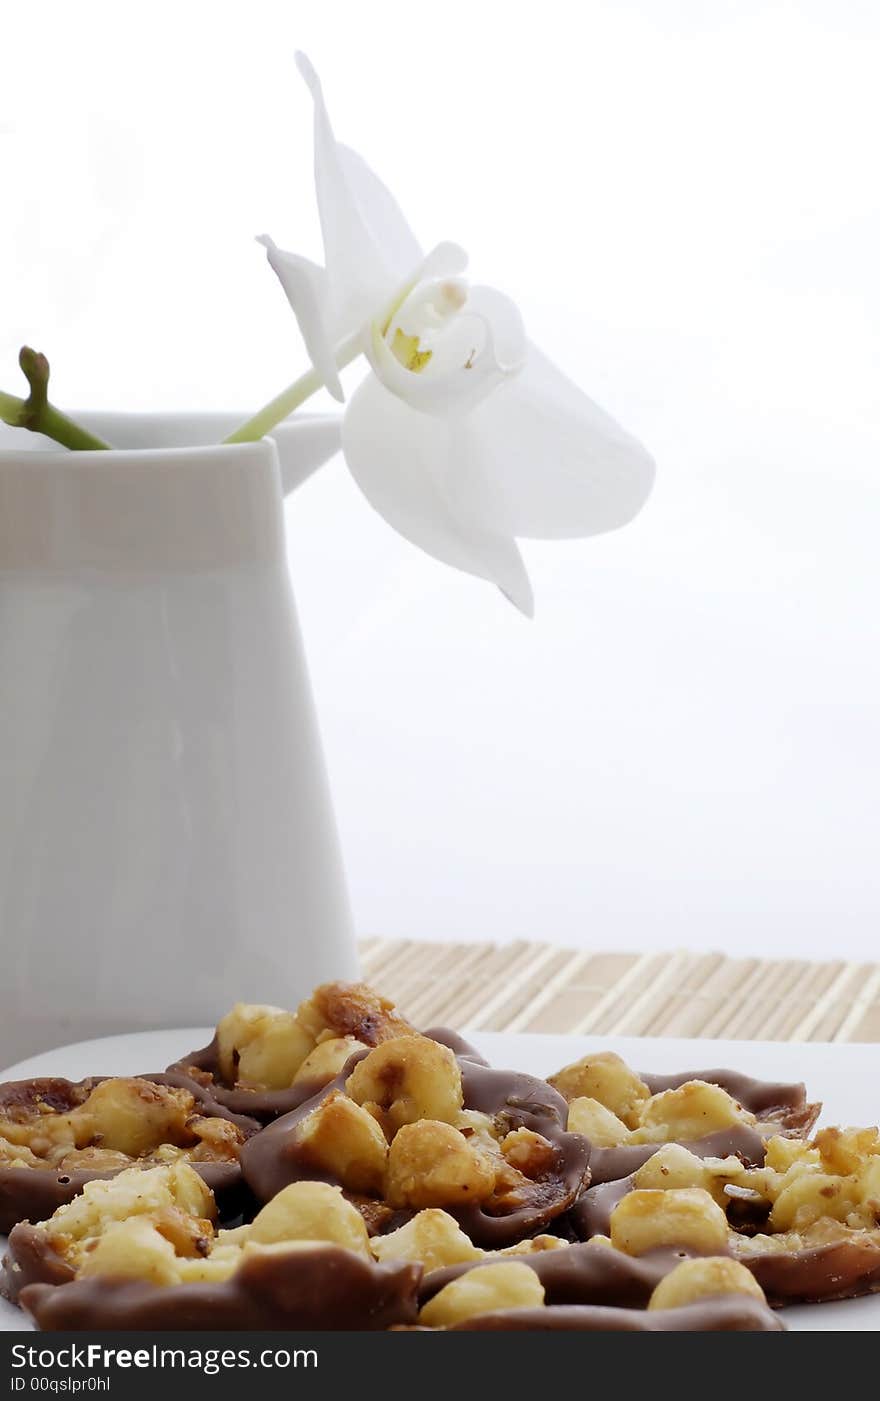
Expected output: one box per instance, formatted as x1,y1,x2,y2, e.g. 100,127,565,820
223,331,363,444
27,401,111,451
0,348,110,451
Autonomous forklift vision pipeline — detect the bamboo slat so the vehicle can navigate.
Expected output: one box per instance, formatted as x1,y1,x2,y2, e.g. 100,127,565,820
356,940,880,1041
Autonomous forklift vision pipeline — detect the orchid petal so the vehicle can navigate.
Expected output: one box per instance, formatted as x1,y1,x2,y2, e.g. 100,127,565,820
461,285,527,373
257,236,343,401
367,282,525,417
342,373,534,615
412,240,470,282
443,345,656,540
335,142,424,284
296,52,422,337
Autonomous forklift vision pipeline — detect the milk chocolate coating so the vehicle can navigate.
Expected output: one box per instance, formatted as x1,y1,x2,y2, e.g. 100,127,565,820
640,1068,820,1137
0,1160,244,1241
422,1028,489,1065
572,1064,819,1191
241,1051,590,1249
168,1025,487,1124
2,1223,74,1302
0,1074,259,1234
420,1242,686,1308
448,1295,785,1331
447,1060,590,1247
564,1175,635,1241
18,1246,422,1331
744,1237,880,1306
165,1038,330,1123
642,1068,809,1119
583,1124,767,1188
568,1164,880,1305
166,986,421,1124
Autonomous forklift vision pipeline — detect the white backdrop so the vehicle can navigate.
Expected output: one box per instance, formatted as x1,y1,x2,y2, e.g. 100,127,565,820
4,0,880,957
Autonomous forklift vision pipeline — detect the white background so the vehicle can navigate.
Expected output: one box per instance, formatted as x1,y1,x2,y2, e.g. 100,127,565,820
3,0,880,959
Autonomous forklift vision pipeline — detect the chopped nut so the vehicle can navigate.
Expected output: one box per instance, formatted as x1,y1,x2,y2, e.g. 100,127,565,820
769,1169,861,1232
79,1217,183,1286
610,1187,730,1256
213,984,412,1092
549,1052,650,1128
814,1126,880,1177
763,1135,811,1174
0,1136,43,1168
43,1161,215,1268
648,1256,767,1310
0,1074,253,1181
1,1078,199,1164
175,1244,244,1284
346,1036,463,1132
567,1097,632,1147
249,1181,370,1257
633,1081,751,1143
216,1004,313,1090
187,1115,246,1163
499,1235,569,1255
370,1209,483,1271
418,1261,546,1327
150,1204,215,1258
78,1079,195,1157
633,1144,745,1205
292,1037,365,1086
385,1120,496,1209
724,1126,880,1235
455,1109,500,1149
500,1128,558,1177
293,1089,388,1194
298,982,413,1047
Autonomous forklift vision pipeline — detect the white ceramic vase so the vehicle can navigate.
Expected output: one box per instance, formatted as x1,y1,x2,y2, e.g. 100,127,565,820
0,412,358,1062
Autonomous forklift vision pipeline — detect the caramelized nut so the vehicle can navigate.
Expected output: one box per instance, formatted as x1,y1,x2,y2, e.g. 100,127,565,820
633,1144,745,1205
187,1115,246,1164
549,1052,650,1128
43,1161,215,1268
418,1261,545,1328
633,1081,750,1143
567,1097,632,1147
769,1171,860,1232
346,1036,463,1132
610,1187,729,1256
648,1256,766,1310
73,1079,194,1157
763,1136,811,1174
500,1235,569,1255
500,1128,558,1177
815,1126,880,1177
214,984,411,1093
292,1037,365,1086
385,1120,496,1209
370,1209,483,1271
79,1217,183,1286
298,982,413,1047
293,1090,388,1194
216,1004,313,1090
249,1181,370,1257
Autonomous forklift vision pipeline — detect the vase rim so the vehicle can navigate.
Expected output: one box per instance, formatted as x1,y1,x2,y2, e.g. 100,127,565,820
0,432,289,574
0,410,343,502
0,438,273,468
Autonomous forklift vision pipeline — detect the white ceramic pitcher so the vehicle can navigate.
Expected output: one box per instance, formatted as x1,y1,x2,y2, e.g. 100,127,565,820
0,412,358,1061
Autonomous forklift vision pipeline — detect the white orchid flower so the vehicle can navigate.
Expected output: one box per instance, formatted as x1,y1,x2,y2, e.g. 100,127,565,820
256,53,655,616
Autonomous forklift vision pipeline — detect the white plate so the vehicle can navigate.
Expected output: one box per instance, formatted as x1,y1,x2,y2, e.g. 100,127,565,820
2,1029,879,1333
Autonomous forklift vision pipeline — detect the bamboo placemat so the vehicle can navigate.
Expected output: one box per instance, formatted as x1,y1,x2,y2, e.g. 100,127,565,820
358,940,880,1042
